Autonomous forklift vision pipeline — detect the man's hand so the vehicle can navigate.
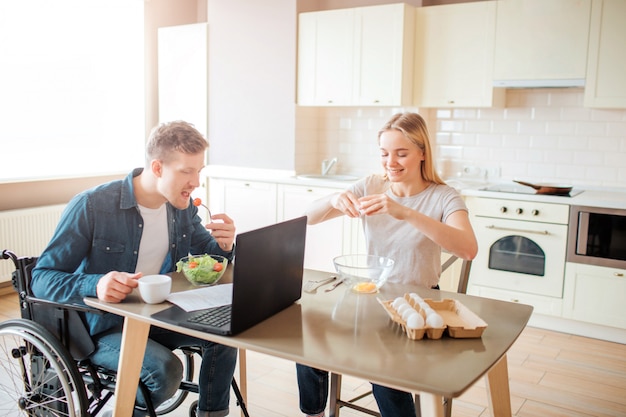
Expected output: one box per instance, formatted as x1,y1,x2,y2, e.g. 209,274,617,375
205,213,236,251
96,271,142,303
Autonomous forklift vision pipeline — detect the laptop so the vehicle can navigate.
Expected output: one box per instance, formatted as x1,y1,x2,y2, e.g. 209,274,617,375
151,216,307,336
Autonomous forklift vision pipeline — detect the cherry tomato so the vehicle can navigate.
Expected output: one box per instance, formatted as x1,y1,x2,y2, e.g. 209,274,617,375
193,198,202,207
212,263,224,272
188,261,198,269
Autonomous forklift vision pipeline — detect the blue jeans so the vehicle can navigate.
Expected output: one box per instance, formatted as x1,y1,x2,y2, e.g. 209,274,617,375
90,326,237,416
295,365,416,417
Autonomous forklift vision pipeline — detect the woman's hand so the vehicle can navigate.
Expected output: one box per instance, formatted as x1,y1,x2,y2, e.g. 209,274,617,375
331,191,362,218
358,194,407,219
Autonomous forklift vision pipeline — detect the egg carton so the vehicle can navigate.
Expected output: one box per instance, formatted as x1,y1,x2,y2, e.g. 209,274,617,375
378,294,487,340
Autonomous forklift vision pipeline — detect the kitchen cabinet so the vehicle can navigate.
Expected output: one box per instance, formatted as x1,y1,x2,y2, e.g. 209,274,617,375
355,3,415,106
584,0,626,108
297,3,415,106
563,262,626,329
278,184,365,272
493,0,591,87
297,8,354,106
210,178,365,272
413,1,504,108
209,179,277,235
468,285,564,317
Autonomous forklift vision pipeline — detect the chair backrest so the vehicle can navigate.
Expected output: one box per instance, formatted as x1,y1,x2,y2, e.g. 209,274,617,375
441,253,472,294
2,249,96,360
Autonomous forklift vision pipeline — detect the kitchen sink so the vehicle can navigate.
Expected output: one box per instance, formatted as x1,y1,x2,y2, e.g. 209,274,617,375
296,174,359,181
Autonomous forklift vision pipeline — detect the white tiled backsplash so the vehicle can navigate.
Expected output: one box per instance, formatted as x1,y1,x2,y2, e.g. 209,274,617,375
296,89,626,189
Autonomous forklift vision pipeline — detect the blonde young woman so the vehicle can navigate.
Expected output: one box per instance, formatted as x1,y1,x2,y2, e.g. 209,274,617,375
296,112,478,417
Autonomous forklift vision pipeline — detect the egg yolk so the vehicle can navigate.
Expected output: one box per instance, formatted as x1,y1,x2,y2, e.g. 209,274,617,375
353,282,377,293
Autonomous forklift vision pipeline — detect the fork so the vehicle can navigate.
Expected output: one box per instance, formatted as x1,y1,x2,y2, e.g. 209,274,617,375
303,276,337,294
324,278,344,292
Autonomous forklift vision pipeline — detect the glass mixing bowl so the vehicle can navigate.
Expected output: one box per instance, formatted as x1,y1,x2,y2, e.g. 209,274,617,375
333,254,395,293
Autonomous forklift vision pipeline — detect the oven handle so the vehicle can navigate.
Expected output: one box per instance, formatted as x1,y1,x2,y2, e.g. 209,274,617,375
485,225,550,235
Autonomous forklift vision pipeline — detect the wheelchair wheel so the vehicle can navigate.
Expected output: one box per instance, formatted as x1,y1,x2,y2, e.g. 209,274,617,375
154,348,195,415
0,319,88,417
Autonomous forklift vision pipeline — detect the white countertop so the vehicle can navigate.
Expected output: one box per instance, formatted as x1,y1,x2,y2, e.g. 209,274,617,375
205,166,626,210
206,165,359,188
461,185,626,210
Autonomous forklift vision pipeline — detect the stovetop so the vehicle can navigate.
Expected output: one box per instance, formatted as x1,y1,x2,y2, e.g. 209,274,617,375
480,184,585,197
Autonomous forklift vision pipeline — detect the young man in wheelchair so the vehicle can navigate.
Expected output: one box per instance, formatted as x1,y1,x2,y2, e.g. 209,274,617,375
31,121,238,417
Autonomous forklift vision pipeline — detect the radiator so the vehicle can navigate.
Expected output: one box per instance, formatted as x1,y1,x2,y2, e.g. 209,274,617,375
0,204,66,283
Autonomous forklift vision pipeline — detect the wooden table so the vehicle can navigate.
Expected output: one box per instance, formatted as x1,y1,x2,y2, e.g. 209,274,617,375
84,268,532,417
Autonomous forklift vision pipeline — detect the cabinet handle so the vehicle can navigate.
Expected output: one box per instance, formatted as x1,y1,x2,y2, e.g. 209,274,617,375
448,100,455,104
615,272,624,277
511,299,519,303
485,225,550,235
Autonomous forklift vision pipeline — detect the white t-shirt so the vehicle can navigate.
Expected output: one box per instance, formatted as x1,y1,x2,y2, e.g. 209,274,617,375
135,204,169,275
349,174,468,287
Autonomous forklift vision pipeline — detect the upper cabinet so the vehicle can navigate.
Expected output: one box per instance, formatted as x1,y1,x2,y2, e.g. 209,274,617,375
584,0,626,108
413,1,504,108
493,0,591,87
297,4,415,106
297,8,354,106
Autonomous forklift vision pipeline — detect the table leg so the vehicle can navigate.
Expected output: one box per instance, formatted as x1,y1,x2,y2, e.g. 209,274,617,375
329,373,342,417
112,317,150,417
239,349,247,417
419,392,444,417
485,354,512,417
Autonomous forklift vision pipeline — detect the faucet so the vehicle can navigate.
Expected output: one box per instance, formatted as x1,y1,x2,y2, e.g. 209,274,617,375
321,158,337,176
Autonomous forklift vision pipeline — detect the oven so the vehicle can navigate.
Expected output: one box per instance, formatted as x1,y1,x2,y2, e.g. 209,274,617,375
466,197,570,298
567,205,626,270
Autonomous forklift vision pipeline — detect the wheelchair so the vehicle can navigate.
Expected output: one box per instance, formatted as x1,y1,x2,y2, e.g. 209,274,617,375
0,249,249,417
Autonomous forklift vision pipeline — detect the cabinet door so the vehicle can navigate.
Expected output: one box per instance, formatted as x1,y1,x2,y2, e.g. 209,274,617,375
414,2,504,108
278,184,348,272
355,4,414,106
563,263,626,329
584,0,626,108
297,9,354,106
493,0,591,84
220,180,277,235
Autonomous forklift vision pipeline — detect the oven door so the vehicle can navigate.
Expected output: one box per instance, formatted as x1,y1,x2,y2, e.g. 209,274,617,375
470,216,568,298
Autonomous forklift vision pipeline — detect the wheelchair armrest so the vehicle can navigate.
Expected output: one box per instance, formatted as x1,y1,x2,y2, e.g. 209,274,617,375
24,295,105,316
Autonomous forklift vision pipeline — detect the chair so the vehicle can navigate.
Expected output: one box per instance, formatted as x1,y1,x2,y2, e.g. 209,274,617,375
0,249,249,417
328,254,473,417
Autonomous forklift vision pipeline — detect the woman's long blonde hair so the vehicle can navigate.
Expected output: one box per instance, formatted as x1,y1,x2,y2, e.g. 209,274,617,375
378,112,444,185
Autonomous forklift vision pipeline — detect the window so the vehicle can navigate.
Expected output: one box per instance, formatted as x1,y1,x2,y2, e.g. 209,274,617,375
0,0,144,181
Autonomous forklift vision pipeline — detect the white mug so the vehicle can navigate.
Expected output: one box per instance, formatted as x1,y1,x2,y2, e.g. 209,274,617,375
138,275,171,304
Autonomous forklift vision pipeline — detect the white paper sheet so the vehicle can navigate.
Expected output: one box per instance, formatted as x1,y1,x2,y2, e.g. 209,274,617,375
166,284,233,312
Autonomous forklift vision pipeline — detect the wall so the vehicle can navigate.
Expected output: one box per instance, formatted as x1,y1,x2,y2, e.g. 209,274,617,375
306,89,626,189
207,0,297,171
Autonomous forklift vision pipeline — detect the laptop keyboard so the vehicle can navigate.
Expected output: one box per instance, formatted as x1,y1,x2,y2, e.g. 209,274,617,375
187,305,232,328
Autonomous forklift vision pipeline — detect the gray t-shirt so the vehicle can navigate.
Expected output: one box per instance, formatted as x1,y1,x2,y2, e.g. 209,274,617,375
349,174,468,287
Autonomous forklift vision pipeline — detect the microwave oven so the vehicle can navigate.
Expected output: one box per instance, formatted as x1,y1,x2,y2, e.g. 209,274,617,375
567,205,626,270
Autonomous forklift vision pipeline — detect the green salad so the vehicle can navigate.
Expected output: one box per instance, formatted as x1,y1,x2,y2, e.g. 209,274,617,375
176,254,226,285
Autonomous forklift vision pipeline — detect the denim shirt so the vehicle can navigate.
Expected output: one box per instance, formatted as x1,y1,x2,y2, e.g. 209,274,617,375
31,168,234,336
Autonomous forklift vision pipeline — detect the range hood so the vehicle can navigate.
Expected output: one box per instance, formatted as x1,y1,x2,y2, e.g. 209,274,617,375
493,78,585,88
